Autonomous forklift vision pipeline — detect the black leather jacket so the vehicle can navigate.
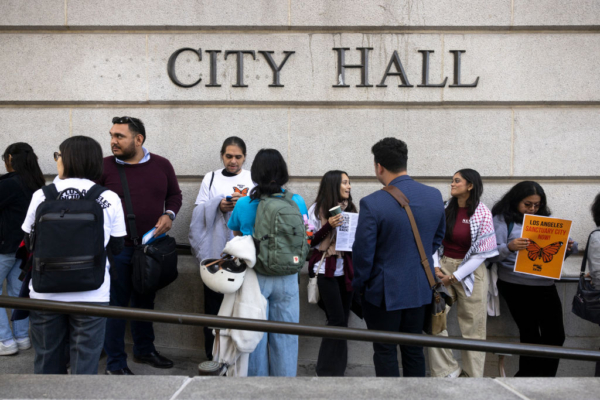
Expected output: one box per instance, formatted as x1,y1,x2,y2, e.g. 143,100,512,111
0,172,35,254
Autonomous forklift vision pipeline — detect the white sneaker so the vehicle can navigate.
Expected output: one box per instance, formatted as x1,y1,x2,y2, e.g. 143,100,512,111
445,367,462,378
0,341,18,355
15,337,31,350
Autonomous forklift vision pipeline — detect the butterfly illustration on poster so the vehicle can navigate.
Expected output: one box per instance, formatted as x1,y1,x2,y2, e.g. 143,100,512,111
514,214,573,279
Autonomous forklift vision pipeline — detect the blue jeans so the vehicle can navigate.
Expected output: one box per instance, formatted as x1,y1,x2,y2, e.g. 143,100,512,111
104,246,156,371
248,273,299,377
0,253,28,342
30,302,108,374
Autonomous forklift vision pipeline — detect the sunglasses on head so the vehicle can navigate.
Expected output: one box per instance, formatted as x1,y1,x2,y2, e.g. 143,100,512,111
112,116,140,131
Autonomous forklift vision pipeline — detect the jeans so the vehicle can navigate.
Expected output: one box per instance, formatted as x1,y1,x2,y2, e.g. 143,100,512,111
316,275,352,376
429,257,488,377
363,299,427,377
104,247,156,371
497,280,565,377
203,283,224,360
0,253,28,342
30,302,108,374
248,273,299,376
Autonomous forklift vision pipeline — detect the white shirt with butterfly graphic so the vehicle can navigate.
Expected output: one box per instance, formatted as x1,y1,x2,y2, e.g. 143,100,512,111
195,168,254,241
22,178,127,303
195,168,254,206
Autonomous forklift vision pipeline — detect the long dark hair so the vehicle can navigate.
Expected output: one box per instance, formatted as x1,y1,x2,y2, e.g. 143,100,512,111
250,149,289,200
591,193,600,227
445,169,482,241
59,136,104,180
491,181,551,224
3,142,45,191
314,170,357,220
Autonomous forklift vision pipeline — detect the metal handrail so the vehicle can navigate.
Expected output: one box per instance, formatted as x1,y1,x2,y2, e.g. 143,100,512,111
2,296,600,362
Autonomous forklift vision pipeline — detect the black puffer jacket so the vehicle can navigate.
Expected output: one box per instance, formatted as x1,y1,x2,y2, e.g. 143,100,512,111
0,172,35,254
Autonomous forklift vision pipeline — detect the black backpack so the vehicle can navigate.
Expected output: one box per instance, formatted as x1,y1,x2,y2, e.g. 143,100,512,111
30,184,107,293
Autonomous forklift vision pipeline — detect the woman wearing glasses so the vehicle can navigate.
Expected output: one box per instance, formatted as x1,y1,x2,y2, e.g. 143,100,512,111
21,136,127,374
0,143,45,356
489,181,576,377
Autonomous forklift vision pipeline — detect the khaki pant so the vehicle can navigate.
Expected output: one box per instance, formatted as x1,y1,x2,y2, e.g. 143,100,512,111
428,256,488,377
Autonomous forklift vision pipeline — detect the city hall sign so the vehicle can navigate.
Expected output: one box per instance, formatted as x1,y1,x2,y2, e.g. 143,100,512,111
167,48,479,89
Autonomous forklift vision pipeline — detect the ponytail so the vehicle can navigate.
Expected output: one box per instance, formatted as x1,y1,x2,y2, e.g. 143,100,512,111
249,149,289,200
3,142,45,191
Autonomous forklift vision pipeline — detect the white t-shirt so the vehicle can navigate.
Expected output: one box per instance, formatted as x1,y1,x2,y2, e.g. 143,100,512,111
22,178,127,303
307,203,344,277
195,168,254,241
195,168,254,205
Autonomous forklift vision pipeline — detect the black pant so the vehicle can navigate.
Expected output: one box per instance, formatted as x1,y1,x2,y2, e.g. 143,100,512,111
203,283,224,360
362,299,427,377
315,275,353,376
497,280,566,377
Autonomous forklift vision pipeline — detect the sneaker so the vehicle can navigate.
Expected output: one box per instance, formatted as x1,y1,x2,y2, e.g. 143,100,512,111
0,341,18,356
445,367,462,378
15,337,31,350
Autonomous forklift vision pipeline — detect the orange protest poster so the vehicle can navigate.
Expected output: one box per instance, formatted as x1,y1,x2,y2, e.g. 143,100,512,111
514,214,572,280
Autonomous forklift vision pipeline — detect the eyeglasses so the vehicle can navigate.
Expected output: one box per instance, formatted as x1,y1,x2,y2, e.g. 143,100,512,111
1,154,6,162
53,152,61,162
112,116,140,131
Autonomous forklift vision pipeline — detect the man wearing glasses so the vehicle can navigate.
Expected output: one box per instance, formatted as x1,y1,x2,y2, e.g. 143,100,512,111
99,117,182,375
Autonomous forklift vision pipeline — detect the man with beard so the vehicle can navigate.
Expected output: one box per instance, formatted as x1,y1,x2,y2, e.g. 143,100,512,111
99,116,182,375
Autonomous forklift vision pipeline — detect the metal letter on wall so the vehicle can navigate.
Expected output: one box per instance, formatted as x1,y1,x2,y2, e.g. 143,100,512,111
167,48,203,88
377,51,413,88
205,50,222,87
259,51,295,87
417,50,448,88
449,50,479,87
224,51,257,87
332,47,374,87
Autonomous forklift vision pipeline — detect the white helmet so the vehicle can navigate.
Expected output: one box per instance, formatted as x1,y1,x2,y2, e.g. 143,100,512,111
200,256,247,294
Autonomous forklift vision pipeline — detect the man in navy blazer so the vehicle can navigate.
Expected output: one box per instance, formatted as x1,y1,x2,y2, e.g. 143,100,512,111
352,137,445,377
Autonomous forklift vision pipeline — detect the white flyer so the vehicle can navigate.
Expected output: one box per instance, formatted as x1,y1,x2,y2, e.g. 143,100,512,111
335,212,359,252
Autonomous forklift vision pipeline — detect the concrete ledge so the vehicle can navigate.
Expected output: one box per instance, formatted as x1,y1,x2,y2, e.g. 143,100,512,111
2,375,600,399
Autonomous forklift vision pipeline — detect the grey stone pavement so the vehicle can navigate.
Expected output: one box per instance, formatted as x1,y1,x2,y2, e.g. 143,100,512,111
2,345,600,399
2,375,600,399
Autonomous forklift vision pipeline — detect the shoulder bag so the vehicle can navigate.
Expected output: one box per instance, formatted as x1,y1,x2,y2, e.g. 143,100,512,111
572,229,600,324
382,185,452,334
117,164,178,295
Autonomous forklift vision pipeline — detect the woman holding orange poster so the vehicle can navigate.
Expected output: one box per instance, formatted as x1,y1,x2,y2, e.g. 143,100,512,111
490,181,577,377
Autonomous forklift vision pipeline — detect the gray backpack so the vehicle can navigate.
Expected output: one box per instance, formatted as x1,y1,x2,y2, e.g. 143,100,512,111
252,191,309,276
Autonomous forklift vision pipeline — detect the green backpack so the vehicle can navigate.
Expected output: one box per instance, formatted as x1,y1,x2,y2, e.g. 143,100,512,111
252,190,310,276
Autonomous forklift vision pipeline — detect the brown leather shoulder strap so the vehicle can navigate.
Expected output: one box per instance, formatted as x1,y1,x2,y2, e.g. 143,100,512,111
382,185,436,289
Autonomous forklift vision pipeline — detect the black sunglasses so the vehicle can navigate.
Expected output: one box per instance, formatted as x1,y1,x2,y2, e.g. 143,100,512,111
112,116,140,131
53,152,61,161
1,154,6,162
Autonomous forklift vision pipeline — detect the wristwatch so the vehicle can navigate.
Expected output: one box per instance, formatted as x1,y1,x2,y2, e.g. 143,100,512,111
163,211,175,221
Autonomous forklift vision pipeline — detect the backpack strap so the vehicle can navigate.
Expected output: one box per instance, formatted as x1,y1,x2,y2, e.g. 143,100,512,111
209,171,215,191
41,184,59,201
580,228,600,276
84,184,108,202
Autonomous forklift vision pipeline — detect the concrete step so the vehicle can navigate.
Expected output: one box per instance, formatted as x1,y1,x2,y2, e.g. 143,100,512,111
2,375,600,400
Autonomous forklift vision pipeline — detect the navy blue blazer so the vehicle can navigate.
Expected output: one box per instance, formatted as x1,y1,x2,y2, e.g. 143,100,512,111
352,175,445,311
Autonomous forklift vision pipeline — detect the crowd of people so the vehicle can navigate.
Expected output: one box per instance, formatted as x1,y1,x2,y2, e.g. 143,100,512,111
1,116,599,378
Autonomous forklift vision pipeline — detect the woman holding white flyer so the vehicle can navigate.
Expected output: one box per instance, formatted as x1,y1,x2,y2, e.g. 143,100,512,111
307,170,357,376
